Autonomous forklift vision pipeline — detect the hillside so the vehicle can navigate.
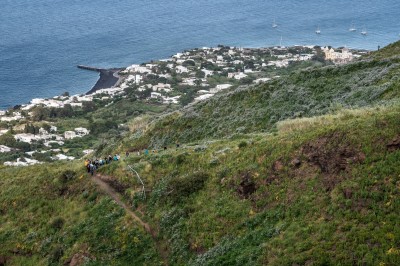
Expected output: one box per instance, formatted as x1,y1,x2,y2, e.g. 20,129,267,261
102,104,400,265
1,41,400,265
127,43,400,148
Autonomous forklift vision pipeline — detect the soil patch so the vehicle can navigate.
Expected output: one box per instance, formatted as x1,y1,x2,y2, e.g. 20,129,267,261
0,256,8,266
302,132,365,175
237,172,256,198
65,252,93,266
387,135,400,151
97,175,129,194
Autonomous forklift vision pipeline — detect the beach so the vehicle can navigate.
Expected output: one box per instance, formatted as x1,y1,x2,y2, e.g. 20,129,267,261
77,66,125,95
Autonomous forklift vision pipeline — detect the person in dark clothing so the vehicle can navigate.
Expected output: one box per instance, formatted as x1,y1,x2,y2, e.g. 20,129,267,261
87,161,91,173
89,163,95,176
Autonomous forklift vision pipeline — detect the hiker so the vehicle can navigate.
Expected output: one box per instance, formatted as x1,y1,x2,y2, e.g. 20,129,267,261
126,151,129,157
84,159,89,168
86,160,91,173
89,162,95,176
108,155,112,162
144,149,149,155
117,154,120,160
113,154,118,161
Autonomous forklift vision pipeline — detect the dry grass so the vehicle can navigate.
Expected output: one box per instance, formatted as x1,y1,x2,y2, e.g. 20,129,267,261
276,106,386,134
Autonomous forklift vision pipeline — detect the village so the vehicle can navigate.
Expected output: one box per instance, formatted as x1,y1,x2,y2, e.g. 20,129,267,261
0,45,365,166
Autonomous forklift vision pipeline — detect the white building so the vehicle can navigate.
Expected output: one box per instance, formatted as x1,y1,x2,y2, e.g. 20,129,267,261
162,96,181,104
4,157,42,167
150,92,162,99
201,69,214,77
75,127,90,136
39,128,48,135
228,72,247,80
0,145,11,153
44,140,64,147
253,78,271,84
194,94,214,102
152,83,172,92
64,131,77,140
0,129,8,136
14,133,38,143
83,149,94,155
126,65,151,74
175,66,189,74
0,113,23,122
126,74,143,85
323,47,353,64
52,154,75,161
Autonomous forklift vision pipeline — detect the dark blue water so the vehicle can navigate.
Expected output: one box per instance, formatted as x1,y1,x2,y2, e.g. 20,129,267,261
1,0,399,109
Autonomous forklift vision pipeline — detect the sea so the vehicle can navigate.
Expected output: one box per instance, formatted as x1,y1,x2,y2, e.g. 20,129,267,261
1,0,399,109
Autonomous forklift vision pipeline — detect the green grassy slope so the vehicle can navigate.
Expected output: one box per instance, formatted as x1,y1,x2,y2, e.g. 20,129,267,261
128,42,400,147
0,163,161,265
105,104,400,265
1,41,400,266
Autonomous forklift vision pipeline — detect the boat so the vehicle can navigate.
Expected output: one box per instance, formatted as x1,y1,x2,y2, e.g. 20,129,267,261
315,26,321,34
361,26,367,35
349,22,356,32
272,18,278,28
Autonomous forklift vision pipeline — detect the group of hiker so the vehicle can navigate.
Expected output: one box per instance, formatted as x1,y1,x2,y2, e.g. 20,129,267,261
84,143,181,175
84,154,120,175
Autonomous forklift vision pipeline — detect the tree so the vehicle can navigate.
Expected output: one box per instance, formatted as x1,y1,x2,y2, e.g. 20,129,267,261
182,60,196,67
62,91,70,97
60,104,74,117
195,70,205,78
137,88,152,100
32,106,49,121
82,101,96,112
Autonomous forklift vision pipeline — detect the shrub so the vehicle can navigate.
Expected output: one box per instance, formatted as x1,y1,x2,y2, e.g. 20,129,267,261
48,245,64,263
168,171,209,203
49,217,65,230
238,141,248,149
175,153,188,165
59,170,77,183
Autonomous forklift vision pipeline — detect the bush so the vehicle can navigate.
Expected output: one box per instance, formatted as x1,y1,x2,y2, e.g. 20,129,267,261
50,217,65,230
168,171,209,203
59,170,77,183
238,141,248,149
48,245,64,263
175,153,187,165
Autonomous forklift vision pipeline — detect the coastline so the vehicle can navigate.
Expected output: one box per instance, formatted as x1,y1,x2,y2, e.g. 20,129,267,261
77,66,125,95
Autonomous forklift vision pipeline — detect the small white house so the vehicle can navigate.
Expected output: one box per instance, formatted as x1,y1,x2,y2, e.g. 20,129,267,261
39,128,48,135
234,73,248,80
150,92,162,99
175,66,189,74
0,145,11,153
64,131,77,140
75,127,90,136
14,133,38,143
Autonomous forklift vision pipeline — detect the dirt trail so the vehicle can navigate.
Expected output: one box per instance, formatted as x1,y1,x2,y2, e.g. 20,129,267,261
91,174,168,264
